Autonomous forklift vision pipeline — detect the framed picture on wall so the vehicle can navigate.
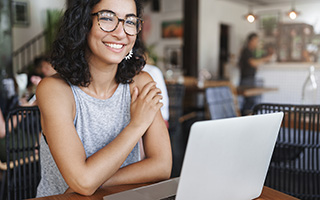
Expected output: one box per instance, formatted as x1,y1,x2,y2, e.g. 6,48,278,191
12,0,30,27
162,20,184,39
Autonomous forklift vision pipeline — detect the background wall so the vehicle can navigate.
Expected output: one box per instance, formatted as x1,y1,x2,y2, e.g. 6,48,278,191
257,63,320,104
12,0,320,80
144,0,257,77
198,0,257,79
143,0,184,73
12,0,66,51
255,1,320,34
199,0,320,79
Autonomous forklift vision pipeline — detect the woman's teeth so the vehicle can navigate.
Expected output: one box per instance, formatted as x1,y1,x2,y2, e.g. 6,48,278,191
106,43,123,49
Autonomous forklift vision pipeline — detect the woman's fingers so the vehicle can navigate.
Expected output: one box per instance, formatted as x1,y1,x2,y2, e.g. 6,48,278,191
131,87,139,104
139,81,157,98
151,94,163,105
144,87,162,102
130,81,164,129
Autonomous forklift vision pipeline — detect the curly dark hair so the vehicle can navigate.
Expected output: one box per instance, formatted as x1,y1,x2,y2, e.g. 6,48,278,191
51,0,146,87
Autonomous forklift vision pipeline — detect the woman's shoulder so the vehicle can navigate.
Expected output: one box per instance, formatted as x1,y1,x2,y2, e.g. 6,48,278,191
36,74,74,104
130,71,154,92
37,74,69,92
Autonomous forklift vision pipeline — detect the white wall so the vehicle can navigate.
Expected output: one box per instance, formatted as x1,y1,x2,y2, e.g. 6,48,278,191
144,0,257,77
198,0,257,78
143,0,184,72
257,63,320,104
198,0,320,79
12,0,66,51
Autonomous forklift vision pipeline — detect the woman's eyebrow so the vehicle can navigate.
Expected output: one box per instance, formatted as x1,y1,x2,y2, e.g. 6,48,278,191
126,13,138,17
97,9,116,14
97,10,137,18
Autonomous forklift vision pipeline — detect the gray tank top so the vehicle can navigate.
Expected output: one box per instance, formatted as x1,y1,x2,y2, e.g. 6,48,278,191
36,83,140,197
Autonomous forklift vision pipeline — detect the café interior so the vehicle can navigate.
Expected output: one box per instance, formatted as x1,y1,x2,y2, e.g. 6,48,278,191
0,0,320,199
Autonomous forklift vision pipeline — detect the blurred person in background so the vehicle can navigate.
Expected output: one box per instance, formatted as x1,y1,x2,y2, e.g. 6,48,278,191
238,33,273,115
34,56,57,78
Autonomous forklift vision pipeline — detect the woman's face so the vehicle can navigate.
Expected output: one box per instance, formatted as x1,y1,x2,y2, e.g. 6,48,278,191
87,0,137,67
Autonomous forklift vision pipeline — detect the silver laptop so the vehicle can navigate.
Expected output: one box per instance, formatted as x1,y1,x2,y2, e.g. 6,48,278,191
104,112,283,200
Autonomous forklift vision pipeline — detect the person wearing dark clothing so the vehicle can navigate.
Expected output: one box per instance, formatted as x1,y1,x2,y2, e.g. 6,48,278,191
239,47,257,80
238,33,273,115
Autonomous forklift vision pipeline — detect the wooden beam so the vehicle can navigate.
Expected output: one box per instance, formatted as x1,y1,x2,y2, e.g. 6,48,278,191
183,0,199,78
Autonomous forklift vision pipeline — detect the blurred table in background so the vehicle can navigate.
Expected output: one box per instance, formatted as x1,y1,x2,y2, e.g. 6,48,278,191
166,76,278,117
237,86,278,97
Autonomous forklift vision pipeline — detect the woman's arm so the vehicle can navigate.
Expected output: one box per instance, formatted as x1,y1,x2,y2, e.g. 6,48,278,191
101,110,172,186
101,73,172,186
37,74,167,196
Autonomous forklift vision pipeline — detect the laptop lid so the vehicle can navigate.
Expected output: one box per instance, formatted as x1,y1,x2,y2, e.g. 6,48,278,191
176,112,283,200
104,112,283,200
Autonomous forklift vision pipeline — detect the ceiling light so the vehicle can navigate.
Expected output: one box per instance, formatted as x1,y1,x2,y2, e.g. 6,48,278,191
246,13,256,23
287,1,300,20
244,6,257,23
288,10,297,20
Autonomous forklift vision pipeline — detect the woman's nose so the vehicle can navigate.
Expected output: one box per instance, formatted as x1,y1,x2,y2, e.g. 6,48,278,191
112,20,127,37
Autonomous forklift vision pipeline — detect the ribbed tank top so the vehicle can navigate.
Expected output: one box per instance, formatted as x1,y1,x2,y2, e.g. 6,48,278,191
36,83,140,197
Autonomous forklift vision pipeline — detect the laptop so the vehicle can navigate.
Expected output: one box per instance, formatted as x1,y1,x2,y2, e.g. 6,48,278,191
104,112,283,200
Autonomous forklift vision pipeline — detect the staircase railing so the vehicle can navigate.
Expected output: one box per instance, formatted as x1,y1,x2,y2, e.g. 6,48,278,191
12,31,47,74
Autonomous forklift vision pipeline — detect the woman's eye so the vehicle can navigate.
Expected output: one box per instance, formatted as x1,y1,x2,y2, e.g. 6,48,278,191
100,17,114,22
125,20,136,26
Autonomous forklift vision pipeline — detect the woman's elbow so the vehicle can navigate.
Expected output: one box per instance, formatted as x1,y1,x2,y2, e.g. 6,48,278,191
156,157,172,180
163,159,172,179
72,187,96,196
68,176,99,196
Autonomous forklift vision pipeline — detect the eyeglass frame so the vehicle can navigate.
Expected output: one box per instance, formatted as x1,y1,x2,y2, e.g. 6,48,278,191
91,10,144,36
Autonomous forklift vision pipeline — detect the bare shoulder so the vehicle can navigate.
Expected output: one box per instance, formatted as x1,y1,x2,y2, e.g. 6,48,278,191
36,74,71,99
130,71,154,92
36,74,74,112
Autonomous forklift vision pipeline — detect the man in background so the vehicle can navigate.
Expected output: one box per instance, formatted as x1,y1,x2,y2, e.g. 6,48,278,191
238,33,273,115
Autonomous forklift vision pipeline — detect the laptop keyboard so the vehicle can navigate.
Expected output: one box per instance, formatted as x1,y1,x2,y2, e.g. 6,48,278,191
160,195,176,200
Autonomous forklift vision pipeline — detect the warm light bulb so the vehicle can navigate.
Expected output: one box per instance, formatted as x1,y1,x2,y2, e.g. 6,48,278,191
289,11,297,20
247,14,255,23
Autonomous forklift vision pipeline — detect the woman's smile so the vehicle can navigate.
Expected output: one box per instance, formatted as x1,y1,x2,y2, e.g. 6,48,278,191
104,43,124,49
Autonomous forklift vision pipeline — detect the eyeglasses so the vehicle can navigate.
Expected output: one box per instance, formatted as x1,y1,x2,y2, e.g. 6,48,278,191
91,10,143,36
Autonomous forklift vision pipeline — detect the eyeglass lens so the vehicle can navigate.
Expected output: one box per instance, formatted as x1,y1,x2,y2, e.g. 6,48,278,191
98,11,141,35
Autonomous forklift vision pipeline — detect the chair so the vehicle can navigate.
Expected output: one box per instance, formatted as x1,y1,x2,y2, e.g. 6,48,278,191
253,103,320,200
205,86,239,120
167,83,185,136
166,83,186,177
0,106,41,200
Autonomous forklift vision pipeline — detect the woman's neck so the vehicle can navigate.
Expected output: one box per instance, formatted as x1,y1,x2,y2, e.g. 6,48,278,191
81,63,119,99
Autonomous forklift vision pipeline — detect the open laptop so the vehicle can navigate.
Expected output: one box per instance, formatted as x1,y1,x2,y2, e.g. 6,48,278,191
104,112,283,200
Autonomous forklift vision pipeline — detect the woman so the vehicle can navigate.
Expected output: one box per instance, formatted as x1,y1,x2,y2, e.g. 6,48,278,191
36,0,172,197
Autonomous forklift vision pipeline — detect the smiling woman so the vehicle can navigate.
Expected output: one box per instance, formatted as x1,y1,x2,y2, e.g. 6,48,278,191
36,0,172,197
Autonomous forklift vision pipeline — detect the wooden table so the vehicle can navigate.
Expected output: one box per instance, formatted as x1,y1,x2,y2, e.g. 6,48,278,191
31,184,299,200
237,86,278,97
168,76,278,97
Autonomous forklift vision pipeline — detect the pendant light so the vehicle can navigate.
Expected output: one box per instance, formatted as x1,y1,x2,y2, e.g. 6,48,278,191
287,1,300,20
244,6,257,23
